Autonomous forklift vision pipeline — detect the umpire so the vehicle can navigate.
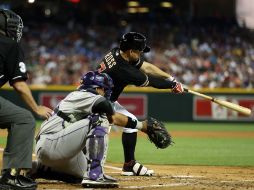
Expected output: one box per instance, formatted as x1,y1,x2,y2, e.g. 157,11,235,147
0,9,52,189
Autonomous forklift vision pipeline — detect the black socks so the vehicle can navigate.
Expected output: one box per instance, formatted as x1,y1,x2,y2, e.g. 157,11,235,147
122,132,137,163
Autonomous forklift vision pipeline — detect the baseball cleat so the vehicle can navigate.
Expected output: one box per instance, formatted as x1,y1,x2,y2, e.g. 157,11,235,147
28,160,81,183
121,160,154,176
0,169,37,190
81,174,119,188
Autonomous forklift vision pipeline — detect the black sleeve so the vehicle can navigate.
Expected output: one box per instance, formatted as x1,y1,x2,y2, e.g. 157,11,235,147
147,75,176,89
131,55,144,69
6,42,28,85
92,97,114,115
124,67,149,87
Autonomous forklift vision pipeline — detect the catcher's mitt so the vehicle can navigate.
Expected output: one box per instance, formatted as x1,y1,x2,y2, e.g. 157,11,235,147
146,117,172,149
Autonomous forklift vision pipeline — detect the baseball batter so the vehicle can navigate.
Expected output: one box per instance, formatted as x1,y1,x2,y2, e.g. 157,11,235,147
97,32,184,175
33,71,150,188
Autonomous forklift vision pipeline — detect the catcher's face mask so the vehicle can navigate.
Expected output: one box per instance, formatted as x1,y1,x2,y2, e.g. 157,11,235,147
78,71,114,100
0,9,23,42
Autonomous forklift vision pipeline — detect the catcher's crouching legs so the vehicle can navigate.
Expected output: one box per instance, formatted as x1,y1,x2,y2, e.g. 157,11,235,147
82,121,119,188
121,128,154,176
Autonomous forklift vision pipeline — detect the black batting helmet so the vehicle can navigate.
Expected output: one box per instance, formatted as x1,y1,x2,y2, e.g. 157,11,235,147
0,9,23,42
120,32,150,53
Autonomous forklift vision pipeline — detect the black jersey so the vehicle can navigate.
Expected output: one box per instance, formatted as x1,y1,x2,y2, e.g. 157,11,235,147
0,34,28,88
97,47,148,102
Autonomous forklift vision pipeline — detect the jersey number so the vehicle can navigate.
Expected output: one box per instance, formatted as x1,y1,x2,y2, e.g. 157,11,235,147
19,62,27,73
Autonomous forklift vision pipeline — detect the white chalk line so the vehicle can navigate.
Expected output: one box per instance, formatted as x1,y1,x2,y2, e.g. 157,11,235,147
120,183,189,189
104,165,122,171
221,180,254,183
104,164,204,179
169,175,204,178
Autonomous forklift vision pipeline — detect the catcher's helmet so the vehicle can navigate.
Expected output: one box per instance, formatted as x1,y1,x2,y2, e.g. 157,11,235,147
120,32,150,53
78,71,114,99
0,9,23,42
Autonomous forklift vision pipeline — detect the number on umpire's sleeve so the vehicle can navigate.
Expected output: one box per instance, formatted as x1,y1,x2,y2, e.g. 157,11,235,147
19,62,27,73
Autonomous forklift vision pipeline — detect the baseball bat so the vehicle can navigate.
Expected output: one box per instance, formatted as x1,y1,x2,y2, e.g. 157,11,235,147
184,88,252,116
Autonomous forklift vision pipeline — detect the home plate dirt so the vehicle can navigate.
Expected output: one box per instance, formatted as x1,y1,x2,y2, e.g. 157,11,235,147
35,164,254,190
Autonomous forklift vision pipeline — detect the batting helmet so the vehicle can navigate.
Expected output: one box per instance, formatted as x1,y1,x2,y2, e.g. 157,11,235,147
0,9,23,42
119,32,150,53
78,71,114,99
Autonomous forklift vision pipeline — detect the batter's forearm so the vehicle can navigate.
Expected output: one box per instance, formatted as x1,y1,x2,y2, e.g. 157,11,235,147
141,61,172,79
147,75,176,89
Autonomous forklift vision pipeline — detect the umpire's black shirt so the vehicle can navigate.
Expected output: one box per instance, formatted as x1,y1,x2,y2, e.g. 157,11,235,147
97,47,148,102
0,34,28,88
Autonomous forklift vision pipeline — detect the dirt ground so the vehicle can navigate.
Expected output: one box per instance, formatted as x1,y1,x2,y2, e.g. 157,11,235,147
35,164,254,190
0,131,254,189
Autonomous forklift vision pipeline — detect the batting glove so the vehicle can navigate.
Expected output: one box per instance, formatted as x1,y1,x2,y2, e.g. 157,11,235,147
172,82,184,93
166,76,184,93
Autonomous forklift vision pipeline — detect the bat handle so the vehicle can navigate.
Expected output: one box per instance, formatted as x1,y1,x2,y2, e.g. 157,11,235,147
183,88,214,101
184,88,189,93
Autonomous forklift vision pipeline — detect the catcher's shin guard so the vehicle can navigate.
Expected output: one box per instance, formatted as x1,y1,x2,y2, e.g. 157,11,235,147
85,124,108,181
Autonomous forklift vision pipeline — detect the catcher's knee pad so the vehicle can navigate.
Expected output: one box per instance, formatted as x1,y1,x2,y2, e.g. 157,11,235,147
85,125,108,180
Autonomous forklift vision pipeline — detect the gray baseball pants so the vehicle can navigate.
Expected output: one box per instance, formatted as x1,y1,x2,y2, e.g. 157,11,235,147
0,96,35,169
35,119,90,178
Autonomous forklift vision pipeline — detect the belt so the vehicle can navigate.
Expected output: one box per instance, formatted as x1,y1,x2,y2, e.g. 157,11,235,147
56,111,71,122
54,107,71,122
35,109,72,144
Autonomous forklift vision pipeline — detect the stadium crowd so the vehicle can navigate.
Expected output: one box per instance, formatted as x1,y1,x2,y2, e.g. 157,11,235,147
22,21,254,89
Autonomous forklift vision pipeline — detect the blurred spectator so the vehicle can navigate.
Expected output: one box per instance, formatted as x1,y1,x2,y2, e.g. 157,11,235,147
22,21,254,89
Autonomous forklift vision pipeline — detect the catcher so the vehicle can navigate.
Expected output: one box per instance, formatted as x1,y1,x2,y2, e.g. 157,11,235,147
31,71,172,188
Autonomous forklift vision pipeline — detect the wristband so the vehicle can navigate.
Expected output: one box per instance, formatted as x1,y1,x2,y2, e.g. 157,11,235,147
126,117,143,130
126,117,137,129
136,121,143,130
167,76,175,82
